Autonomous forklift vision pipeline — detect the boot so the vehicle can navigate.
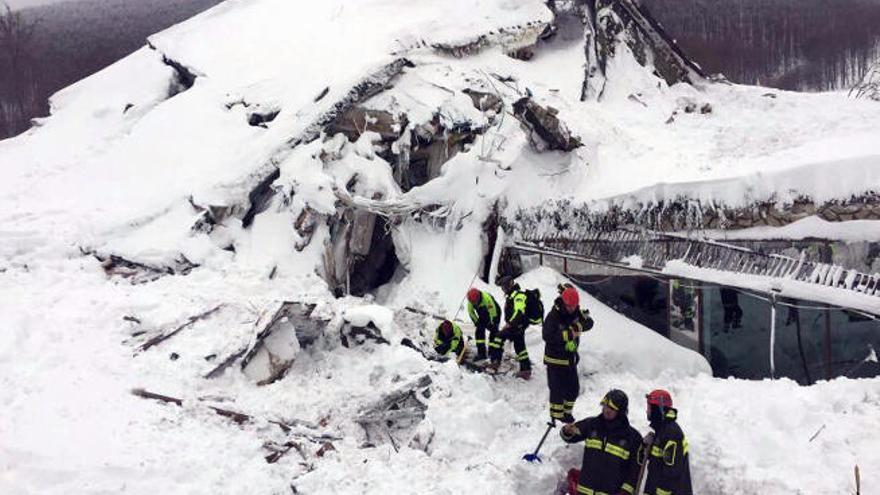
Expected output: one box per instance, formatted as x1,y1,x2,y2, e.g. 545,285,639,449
475,347,488,362
485,360,501,374
515,369,532,380
561,413,576,425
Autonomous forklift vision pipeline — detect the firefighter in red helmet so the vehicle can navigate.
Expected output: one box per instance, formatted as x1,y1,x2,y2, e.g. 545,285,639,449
465,288,501,362
542,283,593,423
643,390,693,495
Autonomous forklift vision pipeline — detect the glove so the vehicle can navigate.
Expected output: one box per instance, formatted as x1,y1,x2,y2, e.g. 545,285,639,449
643,432,655,445
565,340,577,352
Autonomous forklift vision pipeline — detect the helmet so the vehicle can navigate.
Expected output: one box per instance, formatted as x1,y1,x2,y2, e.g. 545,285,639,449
600,389,629,415
561,287,579,307
498,276,516,293
646,389,673,409
467,288,481,304
439,320,453,335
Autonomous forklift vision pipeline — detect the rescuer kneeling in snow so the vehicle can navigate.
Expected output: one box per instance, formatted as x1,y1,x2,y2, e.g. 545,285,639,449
543,283,593,424
560,389,644,495
643,390,693,495
466,288,501,362
433,319,467,363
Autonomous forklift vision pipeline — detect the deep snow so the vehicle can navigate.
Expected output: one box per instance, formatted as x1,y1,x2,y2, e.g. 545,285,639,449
1,0,879,494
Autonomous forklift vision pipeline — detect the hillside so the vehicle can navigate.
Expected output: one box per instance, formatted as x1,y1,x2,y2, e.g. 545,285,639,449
1,1,879,494
0,0,223,138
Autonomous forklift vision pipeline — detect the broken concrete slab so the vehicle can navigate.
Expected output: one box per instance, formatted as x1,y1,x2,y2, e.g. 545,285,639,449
355,375,432,449
512,97,582,152
231,301,330,385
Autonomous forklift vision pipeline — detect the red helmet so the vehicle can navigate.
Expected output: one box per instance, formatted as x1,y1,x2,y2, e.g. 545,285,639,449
440,320,454,335
561,287,579,307
646,389,673,408
467,288,481,304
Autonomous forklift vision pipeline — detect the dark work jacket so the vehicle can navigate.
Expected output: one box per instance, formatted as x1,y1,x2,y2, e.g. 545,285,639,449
504,284,543,330
645,409,693,495
561,413,644,495
542,297,593,367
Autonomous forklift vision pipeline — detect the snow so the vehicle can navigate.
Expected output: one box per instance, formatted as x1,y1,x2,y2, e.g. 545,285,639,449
664,260,880,317
1,0,880,493
694,216,880,243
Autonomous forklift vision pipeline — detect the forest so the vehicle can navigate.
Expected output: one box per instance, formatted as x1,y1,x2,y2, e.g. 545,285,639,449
643,0,880,90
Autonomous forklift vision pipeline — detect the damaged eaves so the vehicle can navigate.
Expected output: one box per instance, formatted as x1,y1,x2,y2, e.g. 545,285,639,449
427,20,552,60
512,192,880,235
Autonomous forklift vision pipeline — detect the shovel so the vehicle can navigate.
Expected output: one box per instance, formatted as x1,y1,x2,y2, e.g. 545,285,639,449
522,421,556,463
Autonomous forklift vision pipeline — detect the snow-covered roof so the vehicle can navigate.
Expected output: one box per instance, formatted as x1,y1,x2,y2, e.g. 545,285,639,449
2,2,880,493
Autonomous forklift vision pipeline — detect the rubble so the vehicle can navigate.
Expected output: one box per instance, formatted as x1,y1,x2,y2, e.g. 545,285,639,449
90,251,199,284
582,0,707,100
512,97,582,152
204,302,329,383
355,375,432,449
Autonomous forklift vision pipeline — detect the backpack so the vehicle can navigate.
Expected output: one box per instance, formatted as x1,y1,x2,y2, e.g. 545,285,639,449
525,288,544,324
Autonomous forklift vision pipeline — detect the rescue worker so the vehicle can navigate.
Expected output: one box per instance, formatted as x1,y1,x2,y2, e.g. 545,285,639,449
433,319,466,363
543,283,593,423
489,276,544,379
466,288,501,362
560,389,644,495
643,390,693,495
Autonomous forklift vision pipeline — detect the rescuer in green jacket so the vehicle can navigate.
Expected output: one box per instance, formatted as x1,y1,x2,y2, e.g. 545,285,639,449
433,319,466,363
466,288,501,362
489,276,544,379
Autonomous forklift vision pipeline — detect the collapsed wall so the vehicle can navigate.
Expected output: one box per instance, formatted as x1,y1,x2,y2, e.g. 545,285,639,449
580,0,707,100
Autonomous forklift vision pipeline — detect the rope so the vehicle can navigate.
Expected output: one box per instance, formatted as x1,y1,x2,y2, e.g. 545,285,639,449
452,265,482,322
572,275,615,286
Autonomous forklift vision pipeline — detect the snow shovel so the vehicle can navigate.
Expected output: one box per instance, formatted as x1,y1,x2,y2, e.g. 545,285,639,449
522,421,556,463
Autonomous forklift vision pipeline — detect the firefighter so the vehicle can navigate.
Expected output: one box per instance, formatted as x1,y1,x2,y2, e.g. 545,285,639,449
433,319,466,363
560,389,644,495
466,288,501,362
489,276,544,379
543,283,593,423
643,390,693,495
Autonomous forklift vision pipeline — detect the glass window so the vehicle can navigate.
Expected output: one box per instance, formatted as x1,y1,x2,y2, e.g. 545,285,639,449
772,300,826,385
701,286,772,379
577,275,668,336
828,309,880,379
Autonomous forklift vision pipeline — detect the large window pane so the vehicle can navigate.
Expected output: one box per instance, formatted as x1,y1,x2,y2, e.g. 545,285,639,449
829,309,880,379
772,301,826,385
701,286,772,379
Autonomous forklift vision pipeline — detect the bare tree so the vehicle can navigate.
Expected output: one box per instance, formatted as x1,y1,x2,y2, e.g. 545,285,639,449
0,1,39,138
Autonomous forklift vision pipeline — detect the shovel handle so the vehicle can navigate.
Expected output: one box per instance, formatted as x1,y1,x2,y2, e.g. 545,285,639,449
855,465,860,495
